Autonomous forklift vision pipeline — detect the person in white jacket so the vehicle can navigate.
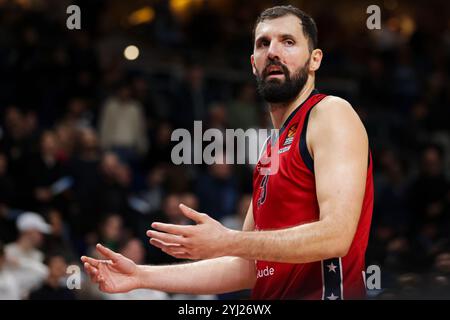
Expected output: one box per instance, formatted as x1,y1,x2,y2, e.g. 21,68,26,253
4,212,50,299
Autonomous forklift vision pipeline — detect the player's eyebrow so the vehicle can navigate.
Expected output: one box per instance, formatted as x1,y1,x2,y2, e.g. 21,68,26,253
279,33,296,40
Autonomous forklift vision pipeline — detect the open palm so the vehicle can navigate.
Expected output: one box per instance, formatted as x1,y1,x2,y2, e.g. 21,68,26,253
81,244,140,293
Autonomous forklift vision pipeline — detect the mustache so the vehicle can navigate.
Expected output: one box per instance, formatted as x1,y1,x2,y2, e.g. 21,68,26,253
261,60,290,79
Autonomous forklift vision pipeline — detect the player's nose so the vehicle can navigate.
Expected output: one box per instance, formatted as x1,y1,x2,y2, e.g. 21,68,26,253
267,41,282,60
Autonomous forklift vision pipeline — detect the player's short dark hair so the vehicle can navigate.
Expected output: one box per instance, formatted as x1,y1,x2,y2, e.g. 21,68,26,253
253,5,318,52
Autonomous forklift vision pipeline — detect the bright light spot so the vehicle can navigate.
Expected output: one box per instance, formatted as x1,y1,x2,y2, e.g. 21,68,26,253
124,45,139,61
170,0,203,18
128,6,155,26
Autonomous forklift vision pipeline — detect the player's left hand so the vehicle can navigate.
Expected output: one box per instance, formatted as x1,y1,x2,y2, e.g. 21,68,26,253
146,204,233,260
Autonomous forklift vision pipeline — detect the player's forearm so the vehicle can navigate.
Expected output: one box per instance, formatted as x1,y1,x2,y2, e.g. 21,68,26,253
226,219,351,263
136,256,256,295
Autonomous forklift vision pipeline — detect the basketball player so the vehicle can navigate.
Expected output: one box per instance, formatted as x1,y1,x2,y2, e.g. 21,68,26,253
82,5,373,300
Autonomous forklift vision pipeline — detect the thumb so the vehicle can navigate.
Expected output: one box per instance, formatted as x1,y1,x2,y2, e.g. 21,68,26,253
179,204,206,224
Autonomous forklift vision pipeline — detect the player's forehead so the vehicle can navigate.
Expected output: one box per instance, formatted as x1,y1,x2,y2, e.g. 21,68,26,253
254,14,305,42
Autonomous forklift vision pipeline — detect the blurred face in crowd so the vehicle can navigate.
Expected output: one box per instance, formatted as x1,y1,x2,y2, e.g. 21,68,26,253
208,103,227,127
101,153,121,176
251,14,322,103
68,98,86,116
24,229,45,248
180,193,199,211
101,214,123,242
421,147,443,177
164,194,188,224
48,209,64,237
40,131,58,157
5,107,25,138
120,239,145,264
118,85,132,101
156,122,173,146
147,166,166,188
0,154,7,176
209,153,232,180
47,255,67,279
79,128,99,153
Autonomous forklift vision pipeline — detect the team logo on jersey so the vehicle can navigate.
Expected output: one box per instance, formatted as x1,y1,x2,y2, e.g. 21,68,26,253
278,123,297,154
283,123,297,146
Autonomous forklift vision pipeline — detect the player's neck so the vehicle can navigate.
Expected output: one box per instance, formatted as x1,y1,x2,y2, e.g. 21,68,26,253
269,79,315,129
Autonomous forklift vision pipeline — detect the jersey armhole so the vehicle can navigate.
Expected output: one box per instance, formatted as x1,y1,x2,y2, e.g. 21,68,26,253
299,107,315,173
299,108,373,173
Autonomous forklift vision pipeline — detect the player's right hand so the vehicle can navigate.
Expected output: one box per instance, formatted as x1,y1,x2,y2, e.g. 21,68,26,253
81,243,140,293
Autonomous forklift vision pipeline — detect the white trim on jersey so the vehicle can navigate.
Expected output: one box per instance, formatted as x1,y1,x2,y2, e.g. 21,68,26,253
339,257,344,300
321,260,325,300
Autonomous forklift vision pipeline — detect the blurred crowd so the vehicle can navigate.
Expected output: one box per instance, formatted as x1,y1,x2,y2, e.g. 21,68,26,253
0,0,449,299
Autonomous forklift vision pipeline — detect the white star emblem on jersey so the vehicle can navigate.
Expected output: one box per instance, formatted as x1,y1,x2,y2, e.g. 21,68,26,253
327,262,337,273
327,292,339,300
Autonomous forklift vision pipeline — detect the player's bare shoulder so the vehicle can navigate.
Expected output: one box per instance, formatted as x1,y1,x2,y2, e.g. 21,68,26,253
311,96,363,126
307,95,368,153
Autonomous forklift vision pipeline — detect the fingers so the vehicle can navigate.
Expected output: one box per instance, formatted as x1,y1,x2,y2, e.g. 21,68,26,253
96,243,119,261
81,255,100,267
149,239,192,260
84,262,103,283
147,230,186,246
149,238,183,250
179,203,206,223
151,222,192,236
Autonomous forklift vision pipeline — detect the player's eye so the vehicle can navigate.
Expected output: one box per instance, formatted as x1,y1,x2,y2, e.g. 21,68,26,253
257,39,270,48
284,39,295,46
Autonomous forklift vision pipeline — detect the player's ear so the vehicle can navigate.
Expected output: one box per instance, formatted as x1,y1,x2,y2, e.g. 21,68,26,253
250,54,257,76
309,49,323,72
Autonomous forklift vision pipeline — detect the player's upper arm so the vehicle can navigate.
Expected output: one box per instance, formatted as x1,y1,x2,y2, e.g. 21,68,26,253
307,96,368,255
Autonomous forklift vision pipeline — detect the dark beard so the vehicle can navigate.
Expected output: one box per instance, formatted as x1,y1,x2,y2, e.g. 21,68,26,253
256,59,309,103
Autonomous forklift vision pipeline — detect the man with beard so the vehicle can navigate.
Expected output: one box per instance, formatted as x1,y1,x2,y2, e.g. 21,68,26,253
82,5,373,300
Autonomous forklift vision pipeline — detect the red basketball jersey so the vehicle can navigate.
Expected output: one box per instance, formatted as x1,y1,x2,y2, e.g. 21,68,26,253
251,91,374,300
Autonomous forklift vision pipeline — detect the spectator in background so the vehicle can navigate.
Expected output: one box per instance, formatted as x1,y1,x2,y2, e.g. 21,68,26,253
43,208,77,264
1,107,40,207
205,102,228,133
143,165,167,213
195,155,239,221
0,153,16,211
146,122,174,170
4,212,50,299
0,241,21,300
171,64,217,129
97,153,132,227
27,130,68,212
1,107,36,165
180,192,200,214
28,254,76,300
373,149,410,234
0,153,18,243
409,144,450,257
62,97,94,130
221,194,251,231
228,82,259,130
54,122,77,163
132,166,169,244
99,81,148,164
68,127,102,236
92,214,125,255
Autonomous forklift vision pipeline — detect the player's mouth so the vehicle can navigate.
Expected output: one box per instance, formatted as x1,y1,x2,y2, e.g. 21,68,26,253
264,66,285,79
